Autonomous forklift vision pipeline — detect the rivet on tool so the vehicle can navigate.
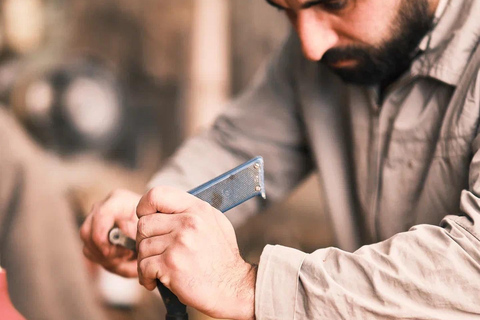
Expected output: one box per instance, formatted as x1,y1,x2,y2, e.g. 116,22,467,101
254,163,260,169
255,185,261,191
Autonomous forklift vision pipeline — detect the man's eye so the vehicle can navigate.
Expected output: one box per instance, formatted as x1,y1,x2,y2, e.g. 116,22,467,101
266,0,286,11
321,0,347,11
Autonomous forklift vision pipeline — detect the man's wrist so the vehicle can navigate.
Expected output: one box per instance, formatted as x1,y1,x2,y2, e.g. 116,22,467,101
232,262,257,320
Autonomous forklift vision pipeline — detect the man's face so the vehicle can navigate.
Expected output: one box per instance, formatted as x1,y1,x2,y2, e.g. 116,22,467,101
266,0,438,85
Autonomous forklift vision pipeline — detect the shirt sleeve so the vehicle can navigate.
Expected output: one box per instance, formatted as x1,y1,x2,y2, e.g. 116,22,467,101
147,32,314,226
255,75,480,319
0,109,106,320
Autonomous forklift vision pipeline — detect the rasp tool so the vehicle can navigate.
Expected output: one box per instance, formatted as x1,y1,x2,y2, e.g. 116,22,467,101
109,156,266,320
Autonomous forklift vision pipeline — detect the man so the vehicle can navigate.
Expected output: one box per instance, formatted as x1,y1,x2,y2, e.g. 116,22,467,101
0,108,105,320
81,0,480,318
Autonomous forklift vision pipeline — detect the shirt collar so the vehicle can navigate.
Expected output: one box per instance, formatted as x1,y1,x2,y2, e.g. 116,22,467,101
418,0,449,51
411,0,480,86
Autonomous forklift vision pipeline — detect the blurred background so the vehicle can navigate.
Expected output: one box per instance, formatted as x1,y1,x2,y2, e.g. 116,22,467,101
0,0,333,319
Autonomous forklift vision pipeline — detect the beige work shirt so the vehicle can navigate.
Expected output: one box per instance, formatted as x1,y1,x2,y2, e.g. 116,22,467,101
149,0,480,318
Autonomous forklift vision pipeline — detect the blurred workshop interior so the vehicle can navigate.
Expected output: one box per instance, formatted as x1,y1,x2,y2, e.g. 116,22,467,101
0,0,333,319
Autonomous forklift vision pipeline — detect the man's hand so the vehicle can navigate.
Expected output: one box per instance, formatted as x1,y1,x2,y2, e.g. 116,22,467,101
80,189,141,277
136,186,256,320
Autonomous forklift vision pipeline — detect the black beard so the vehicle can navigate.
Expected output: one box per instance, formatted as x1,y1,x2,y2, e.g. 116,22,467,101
320,1,434,86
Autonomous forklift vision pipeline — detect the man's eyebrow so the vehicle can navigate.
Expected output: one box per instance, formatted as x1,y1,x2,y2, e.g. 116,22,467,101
265,0,334,10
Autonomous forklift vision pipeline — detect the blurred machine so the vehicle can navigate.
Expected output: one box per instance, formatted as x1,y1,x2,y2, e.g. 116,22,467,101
10,60,127,157
0,0,163,168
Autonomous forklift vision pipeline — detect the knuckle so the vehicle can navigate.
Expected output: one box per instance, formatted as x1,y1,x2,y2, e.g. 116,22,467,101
145,280,156,290
139,257,158,280
144,187,160,205
198,200,212,212
181,214,201,231
91,210,103,225
137,217,150,239
137,238,150,257
146,186,174,205
91,230,105,248
90,205,105,222
164,252,177,269
138,258,147,274
177,231,193,248
79,225,89,242
90,219,104,242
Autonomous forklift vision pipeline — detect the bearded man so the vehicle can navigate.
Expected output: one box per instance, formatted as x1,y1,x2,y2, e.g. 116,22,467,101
81,0,480,318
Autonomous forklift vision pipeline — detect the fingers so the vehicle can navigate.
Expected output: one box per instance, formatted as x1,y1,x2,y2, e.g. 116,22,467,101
132,185,251,318
136,214,187,291
106,260,139,278
90,204,116,256
90,191,138,254
135,214,176,288
136,186,208,218
79,189,142,277
80,213,104,259
137,235,170,290
83,245,135,266
83,245,102,263
136,213,178,245
83,244,138,278
138,255,166,290
137,234,170,261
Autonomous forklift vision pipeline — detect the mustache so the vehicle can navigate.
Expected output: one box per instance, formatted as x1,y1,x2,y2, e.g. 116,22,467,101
321,46,378,67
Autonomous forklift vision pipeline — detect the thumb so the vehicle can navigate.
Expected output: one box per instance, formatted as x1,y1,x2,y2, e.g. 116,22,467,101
136,186,202,218
116,219,138,239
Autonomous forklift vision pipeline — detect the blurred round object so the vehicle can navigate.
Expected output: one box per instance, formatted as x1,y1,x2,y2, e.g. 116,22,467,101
11,60,126,155
2,0,45,54
63,76,121,144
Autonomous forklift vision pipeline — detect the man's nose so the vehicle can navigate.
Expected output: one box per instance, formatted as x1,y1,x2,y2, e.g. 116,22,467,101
295,11,338,61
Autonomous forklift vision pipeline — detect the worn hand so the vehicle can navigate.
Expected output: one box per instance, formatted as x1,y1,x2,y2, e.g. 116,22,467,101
136,186,256,320
80,189,141,277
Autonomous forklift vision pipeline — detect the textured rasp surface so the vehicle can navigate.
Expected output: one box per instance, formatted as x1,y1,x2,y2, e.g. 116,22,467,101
189,156,265,213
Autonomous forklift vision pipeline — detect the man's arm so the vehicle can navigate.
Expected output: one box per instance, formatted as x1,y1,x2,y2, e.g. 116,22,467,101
81,32,314,276
256,211,480,319
134,179,480,319
134,69,480,319
148,31,314,226
255,73,480,319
